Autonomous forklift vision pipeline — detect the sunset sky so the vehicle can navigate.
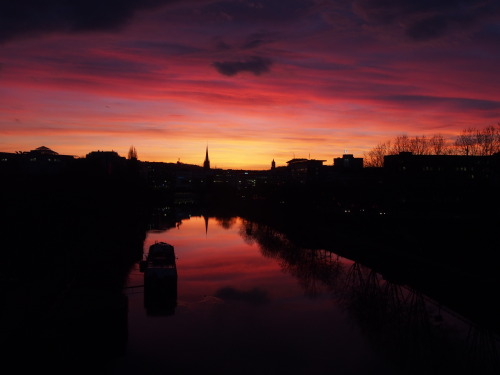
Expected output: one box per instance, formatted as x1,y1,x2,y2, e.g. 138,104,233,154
1,1,500,169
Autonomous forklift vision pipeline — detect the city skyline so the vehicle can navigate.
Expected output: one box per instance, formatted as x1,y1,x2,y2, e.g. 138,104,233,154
1,1,500,169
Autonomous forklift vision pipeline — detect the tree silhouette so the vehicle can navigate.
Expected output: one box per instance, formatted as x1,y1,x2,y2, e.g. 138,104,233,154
455,125,500,156
364,123,500,165
429,134,448,155
127,146,138,160
363,141,390,167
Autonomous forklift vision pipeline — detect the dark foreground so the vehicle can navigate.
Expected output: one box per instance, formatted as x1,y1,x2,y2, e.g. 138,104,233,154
0,177,499,374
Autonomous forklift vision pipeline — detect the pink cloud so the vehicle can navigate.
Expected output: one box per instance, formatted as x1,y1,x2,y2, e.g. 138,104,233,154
1,1,499,169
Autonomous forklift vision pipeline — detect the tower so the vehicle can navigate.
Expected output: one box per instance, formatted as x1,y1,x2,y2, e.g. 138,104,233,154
203,145,210,169
271,159,276,170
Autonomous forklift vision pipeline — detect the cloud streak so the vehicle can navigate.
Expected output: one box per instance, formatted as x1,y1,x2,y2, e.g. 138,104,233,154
352,0,500,41
212,56,273,76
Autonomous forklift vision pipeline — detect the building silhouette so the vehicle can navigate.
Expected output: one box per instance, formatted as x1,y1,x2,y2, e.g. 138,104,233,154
334,154,363,170
383,151,500,181
286,158,326,184
2,145,500,215
0,146,75,176
203,146,210,170
84,150,127,177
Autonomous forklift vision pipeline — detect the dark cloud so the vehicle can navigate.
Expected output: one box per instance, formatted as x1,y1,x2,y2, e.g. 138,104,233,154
241,31,274,50
214,40,233,51
352,0,500,41
214,286,269,306
202,0,315,23
379,94,500,111
242,38,266,50
0,0,177,43
213,56,272,76
211,31,274,54
405,15,449,41
125,41,202,56
473,24,500,44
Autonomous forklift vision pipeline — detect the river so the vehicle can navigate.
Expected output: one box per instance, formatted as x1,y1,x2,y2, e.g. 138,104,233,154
106,215,499,375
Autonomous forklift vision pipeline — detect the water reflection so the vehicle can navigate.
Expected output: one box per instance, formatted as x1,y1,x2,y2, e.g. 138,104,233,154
143,278,178,316
141,242,178,316
238,218,500,375
121,216,500,374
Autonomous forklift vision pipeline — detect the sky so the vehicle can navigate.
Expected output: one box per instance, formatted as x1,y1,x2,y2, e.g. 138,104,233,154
1,0,500,169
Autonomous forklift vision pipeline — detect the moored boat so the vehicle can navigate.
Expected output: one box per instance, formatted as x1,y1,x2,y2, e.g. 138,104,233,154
140,241,178,315
140,241,177,279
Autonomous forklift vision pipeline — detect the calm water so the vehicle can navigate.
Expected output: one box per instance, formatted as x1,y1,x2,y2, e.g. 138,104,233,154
106,216,499,375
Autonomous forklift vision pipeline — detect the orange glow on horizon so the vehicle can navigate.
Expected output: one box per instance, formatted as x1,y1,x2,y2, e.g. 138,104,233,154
1,2,499,170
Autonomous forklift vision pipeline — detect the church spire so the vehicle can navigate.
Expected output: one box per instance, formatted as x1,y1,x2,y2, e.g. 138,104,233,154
203,145,210,169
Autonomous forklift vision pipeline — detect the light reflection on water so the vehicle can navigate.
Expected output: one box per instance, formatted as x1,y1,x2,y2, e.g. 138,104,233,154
109,216,499,375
